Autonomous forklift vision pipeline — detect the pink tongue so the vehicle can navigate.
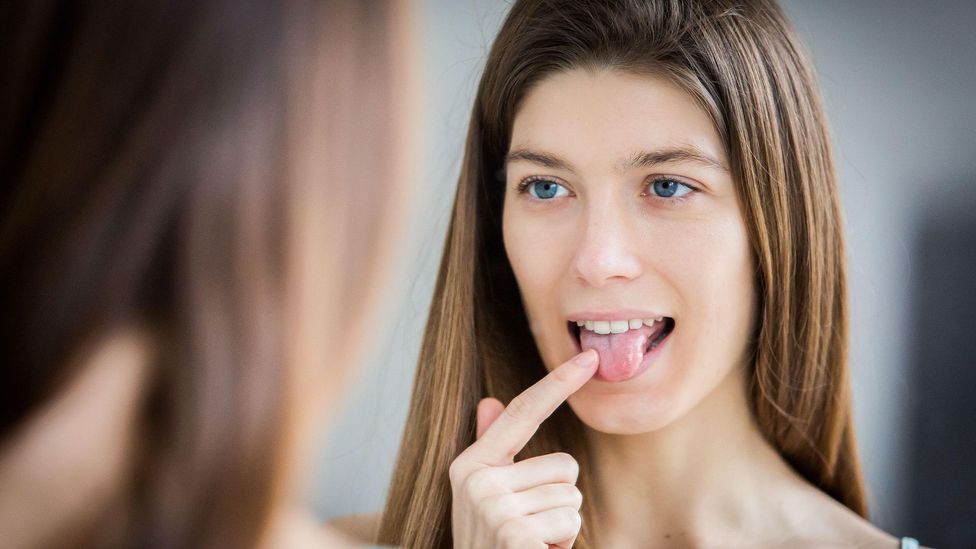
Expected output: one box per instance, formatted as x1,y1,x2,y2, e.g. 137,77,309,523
580,324,654,382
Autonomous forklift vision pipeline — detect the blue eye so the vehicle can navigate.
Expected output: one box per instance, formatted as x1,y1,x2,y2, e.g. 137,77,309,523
649,177,693,199
527,179,569,200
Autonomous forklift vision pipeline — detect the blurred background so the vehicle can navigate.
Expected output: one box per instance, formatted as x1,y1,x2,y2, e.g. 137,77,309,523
309,1,976,545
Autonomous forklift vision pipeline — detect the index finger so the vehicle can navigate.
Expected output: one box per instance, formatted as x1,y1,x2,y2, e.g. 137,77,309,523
472,349,598,464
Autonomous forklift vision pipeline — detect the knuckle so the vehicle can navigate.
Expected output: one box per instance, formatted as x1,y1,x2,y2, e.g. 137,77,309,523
555,507,582,531
481,493,517,529
552,452,579,479
504,392,538,423
448,458,465,485
449,453,480,487
461,475,483,501
463,468,499,501
550,363,574,383
570,486,583,509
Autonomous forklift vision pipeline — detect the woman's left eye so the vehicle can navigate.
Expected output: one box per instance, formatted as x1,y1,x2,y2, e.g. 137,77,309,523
646,177,695,199
525,179,570,200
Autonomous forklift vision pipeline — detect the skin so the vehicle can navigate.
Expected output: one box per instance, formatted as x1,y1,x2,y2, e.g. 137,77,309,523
449,351,597,549
503,68,755,436
446,69,898,547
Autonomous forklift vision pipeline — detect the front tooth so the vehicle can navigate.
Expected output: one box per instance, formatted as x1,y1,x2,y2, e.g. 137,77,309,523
629,319,643,329
643,318,656,327
609,320,628,333
593,320,611,334
585,320,595,331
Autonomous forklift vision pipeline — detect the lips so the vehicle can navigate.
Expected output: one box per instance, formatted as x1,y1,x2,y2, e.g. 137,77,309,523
568,317,674,382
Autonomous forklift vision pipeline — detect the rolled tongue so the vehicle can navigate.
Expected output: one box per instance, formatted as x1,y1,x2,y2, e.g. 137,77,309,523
580,324,654,382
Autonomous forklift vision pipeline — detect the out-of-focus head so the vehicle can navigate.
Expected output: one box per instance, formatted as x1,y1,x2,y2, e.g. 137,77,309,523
0,0,417,547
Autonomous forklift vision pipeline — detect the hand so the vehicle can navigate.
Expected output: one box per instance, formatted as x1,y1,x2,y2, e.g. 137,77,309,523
449,350,599,549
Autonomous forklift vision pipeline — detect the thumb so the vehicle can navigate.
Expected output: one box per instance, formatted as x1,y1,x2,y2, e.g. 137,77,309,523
475,397,505,439
551,534,578,549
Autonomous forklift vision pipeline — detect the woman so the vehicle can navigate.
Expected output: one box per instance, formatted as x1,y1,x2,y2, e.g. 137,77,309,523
0,0,415,547
371,0,920,547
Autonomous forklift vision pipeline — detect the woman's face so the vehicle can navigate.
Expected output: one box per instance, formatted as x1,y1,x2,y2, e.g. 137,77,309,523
502,69,756,434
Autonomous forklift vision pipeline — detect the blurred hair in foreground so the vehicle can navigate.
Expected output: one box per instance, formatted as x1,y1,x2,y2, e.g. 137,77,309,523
0,0,415,547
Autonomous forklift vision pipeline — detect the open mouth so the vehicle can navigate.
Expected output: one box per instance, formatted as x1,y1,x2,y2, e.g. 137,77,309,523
567,317,675,381
568,317,675,353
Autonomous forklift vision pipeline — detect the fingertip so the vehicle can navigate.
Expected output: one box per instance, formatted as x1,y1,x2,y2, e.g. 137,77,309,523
574,348,598,369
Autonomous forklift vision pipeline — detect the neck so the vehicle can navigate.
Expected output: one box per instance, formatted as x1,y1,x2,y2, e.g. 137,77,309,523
584,366,803,547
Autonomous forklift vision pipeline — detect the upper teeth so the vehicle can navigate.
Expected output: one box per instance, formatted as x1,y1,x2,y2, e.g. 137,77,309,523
576,318,663,335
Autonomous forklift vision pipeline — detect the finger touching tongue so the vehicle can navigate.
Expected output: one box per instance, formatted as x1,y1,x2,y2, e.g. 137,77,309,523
580,325,653,382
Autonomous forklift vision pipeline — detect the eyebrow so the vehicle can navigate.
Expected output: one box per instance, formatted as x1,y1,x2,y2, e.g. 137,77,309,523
505,145,729,174
625,147,729,172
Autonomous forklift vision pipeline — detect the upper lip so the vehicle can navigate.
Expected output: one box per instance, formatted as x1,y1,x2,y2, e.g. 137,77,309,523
567,309,669,321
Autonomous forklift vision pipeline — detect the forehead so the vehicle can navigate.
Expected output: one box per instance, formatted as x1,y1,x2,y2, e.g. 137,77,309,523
510,68,726,168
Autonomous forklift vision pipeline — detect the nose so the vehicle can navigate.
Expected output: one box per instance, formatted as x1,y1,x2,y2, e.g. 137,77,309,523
572,198,643,287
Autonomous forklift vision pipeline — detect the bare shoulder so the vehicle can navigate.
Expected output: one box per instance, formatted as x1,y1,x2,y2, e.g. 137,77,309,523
819,501,898,547
326,512,383,544
786,483,900,547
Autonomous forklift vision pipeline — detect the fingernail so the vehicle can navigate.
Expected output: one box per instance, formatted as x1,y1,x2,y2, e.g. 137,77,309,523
574,349,597,368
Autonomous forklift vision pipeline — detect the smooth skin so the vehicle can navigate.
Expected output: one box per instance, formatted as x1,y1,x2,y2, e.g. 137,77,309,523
329,351,598,548
490,68,898,547
449,349,598,549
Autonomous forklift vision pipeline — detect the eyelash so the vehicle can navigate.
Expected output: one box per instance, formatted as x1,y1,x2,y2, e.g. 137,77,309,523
514,175,700,204
640,176,699,204
513,176,572,198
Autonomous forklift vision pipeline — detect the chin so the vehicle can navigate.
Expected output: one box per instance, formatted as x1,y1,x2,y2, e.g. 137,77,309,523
567,386,688,435
547,330,687,434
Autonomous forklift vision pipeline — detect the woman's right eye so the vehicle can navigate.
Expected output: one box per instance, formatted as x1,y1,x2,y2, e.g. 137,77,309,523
523,178,570,200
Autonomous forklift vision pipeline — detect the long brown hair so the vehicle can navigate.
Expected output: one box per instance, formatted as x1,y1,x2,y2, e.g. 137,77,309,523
0,0,403,547
380,0,864,546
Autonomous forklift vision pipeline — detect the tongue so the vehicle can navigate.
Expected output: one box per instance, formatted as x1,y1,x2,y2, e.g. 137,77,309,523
580,324,655,382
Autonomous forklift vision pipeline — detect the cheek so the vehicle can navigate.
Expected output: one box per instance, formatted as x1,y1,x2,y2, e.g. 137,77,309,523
502,205,574,309
502,202,581,365
668,213,756,375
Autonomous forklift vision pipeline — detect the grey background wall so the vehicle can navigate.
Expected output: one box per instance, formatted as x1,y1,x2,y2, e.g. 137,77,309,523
309,0,976,540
